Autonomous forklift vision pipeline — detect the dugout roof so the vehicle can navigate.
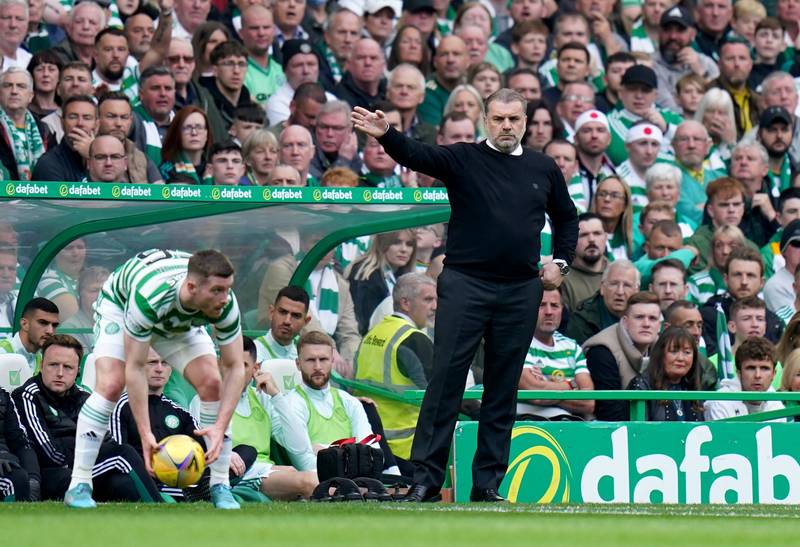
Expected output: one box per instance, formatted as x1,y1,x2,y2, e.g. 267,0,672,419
0,182,450,331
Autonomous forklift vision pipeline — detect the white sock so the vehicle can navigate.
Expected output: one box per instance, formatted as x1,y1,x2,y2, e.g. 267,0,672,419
199,400,232,487
69,393,116,490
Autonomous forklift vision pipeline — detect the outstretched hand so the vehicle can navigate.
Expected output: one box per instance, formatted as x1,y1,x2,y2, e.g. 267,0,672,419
352,107,390,138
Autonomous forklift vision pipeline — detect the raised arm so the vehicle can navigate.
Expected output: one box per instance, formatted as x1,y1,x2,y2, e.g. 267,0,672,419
351,107,456,183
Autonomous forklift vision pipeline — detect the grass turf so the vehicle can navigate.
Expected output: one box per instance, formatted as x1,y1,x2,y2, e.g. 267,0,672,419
2,503,798,547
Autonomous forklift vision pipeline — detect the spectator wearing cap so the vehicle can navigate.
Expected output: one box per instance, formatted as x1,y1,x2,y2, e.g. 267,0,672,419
606,64,683,166
417,35,469,127
240,5,286,108
707,37,758,140
616,121,664,214
167,38,228,143
757,107,795,198
403,0,437,39
760,188,800,278
333,38,388,110
52,1,106,66
764,219,800,315
757,72,800,173
572,109,615,213
317,7,363,92
364,0,402,47
267,40,337,127
652,6,719,113
693,0,734,60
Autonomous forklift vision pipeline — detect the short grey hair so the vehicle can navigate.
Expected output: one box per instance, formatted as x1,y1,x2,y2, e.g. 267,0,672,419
601,259,641,287
388,63,426,93
732,139,769,166
0,67,33,90
318,99,352,121
485,87,527,114
323,7,362,32
761,71,795,95
393,272,436,311
0,0,28,17
644,163,682,192
71,1,108,28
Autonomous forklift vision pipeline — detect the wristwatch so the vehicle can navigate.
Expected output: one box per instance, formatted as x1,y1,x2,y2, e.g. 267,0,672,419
552,259,570,276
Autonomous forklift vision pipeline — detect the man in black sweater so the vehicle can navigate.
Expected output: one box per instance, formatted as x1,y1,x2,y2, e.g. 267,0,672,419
352,89,578,502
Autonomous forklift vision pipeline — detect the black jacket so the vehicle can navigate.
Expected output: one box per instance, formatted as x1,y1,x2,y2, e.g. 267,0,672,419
627,376,705,422
175,79,229,145
333,72,387,111
0,387,40,481
110,393,205,450
31,139,87,182
12,375,91,469
348,263,391,336
199,76,254,130
700,293,784,355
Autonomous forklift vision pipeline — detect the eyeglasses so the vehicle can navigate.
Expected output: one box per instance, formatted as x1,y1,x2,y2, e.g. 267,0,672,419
167,55,195,64
596,190,625,201
317,123,348,133
92,153,125,161
217,60,248,70
562,94,593,104
181,124,208,134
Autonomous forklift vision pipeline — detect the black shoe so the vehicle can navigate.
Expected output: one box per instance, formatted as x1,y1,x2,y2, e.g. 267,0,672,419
396,484,441,502
470,488,505,502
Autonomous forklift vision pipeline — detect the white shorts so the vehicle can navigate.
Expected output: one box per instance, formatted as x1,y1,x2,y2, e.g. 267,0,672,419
93,298,217,375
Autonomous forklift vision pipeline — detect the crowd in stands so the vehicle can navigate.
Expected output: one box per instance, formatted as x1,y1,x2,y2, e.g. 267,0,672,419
3,0,800,502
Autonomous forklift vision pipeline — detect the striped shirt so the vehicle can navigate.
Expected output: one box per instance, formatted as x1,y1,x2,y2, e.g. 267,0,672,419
518,332,589,418
100,249,241,344
37,266,78,302
687,268,726,305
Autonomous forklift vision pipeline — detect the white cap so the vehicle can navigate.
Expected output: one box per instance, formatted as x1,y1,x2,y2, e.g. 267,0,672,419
338,0,365,17
625,123,663,143
574,110,609,132
365,0,402,15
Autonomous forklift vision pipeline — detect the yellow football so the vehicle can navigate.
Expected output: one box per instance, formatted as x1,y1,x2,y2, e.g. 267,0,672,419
152,434,206,488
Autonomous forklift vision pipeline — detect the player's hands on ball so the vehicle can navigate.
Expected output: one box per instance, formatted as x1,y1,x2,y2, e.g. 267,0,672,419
352,107,389,138
195,423,225,464
141,431,159,476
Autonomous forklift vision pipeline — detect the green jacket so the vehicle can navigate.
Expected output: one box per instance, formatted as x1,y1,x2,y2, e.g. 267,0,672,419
566,292,620,346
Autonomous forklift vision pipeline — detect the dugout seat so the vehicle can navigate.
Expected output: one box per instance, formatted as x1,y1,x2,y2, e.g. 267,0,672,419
260,359,302,394
0,354,31,392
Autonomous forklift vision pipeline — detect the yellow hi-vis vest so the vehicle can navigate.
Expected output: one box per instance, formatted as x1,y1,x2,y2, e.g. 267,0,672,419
354,315,422,459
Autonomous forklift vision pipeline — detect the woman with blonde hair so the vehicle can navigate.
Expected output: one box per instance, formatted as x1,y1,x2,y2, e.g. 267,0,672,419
443,84,486,138
779,347,800,392
242,129,279,185
777,312,800,366
347,230,418,335
590,176,634,260
695,89,737,169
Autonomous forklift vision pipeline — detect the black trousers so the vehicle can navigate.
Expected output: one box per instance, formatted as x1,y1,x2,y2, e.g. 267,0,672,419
41,442,161,502
411,268,543,491
0,463,30,501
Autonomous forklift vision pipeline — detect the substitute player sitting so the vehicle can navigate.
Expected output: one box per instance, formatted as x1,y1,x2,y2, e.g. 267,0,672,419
65,249,246,509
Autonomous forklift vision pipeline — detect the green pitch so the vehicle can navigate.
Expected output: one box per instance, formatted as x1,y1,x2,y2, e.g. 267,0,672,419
1,503,798,547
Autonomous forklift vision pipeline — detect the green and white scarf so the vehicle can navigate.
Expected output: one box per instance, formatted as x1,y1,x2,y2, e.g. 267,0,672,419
0,109,45,181
629,18,655,54
768,155,792,198
319,42,343,84
335,236,370,270
361,172,402,188
170,152,212,184
304,264,340,336
132,101,172,166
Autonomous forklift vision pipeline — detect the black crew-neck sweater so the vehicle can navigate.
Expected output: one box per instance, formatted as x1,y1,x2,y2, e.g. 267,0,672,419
378,127,578,281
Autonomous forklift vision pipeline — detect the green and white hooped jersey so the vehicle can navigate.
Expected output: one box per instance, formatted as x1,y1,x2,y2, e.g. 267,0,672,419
567,173,588,214
687,268,726,305
524,332,588,376
36,266,78,302
335,236,370,270
92,56,140,101
775,304,796,326
615,160,648,214
629,19,655,54
607,108,683,166
100,249,241,344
